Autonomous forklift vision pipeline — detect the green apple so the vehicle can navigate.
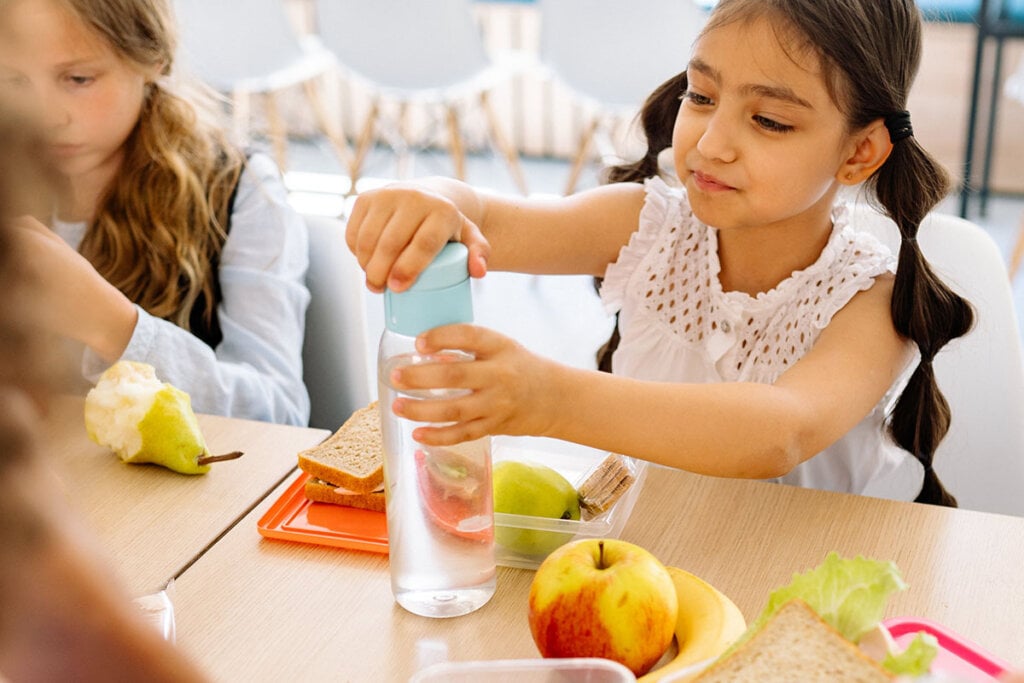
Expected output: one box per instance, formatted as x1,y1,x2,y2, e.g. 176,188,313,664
492,460,580,556
528,538,678,676
85,361,241,475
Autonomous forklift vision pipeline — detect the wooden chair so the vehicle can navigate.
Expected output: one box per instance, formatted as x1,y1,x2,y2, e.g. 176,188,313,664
312,0,527,194
173,0,353,175
1004,56,1024,279
1009,211,1024,279
537,0,708,194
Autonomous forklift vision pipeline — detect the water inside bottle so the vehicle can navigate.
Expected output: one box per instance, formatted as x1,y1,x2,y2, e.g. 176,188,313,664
379,352,496,618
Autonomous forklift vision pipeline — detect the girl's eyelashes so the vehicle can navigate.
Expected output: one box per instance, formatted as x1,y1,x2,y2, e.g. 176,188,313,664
680,87,796,134
681,89,713,106
64,74,96,87
752,114,794,133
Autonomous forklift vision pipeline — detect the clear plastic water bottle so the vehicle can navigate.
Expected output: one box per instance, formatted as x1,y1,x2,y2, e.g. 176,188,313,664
377,242,496,618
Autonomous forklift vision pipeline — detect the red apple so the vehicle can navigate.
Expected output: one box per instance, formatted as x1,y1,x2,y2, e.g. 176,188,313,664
527,538,678,676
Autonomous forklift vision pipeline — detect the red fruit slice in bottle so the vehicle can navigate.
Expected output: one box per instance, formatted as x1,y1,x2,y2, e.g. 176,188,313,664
414,447,493,543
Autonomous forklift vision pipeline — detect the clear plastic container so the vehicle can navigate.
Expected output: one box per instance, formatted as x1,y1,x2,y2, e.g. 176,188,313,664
491,436,647,570
409,657,636,682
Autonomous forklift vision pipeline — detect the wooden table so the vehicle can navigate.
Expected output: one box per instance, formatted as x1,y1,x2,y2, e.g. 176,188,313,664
41,395,329,596
169,461,1024,682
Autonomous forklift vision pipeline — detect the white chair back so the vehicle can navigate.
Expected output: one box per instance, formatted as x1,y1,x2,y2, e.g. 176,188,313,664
173,0,333,92
852,205,1024,516
314,0,491,95
302,214,374,430
538,0,707,110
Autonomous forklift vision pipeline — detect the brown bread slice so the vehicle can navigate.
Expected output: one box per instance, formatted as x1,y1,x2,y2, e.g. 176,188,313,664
693,599,894,682
297,401,383,494
304,478,386,513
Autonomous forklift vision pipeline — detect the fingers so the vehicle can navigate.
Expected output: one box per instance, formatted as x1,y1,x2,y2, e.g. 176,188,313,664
384,324,528,445
461,220,490,280
412,419,493,447
414,324,506,358
345,185,489,293
391,394,497,447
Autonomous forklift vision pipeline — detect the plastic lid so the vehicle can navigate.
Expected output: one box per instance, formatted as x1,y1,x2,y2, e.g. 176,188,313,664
384,243,473,336
409,657,635,682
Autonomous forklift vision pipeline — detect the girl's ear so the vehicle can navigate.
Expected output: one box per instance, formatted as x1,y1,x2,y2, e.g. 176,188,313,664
142,61,167,82
836,119,893,185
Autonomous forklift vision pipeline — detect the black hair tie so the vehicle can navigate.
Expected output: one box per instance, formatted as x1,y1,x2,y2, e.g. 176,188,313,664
885,110,914,143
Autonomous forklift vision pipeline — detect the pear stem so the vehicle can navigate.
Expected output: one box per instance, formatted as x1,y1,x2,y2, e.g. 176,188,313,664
196,451,244,466
598,540,606,570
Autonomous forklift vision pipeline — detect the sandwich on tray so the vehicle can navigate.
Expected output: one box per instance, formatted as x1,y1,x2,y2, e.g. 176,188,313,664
297,401,385,513
685,552,939,682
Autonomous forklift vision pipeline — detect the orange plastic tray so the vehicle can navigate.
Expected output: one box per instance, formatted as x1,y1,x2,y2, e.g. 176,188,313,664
257,471,388,554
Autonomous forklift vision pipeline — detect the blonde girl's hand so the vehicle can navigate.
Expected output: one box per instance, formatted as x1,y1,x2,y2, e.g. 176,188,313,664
7,216,137,361
387,324,561,445
345,182,490,293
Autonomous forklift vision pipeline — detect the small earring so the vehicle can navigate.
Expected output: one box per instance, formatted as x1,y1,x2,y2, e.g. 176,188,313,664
846,172,855,180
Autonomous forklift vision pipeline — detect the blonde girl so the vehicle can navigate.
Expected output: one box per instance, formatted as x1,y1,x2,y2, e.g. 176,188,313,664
346,0,973,505
0,0,310,424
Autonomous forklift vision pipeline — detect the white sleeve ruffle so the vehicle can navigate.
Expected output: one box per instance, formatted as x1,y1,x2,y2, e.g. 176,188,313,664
600,176,685,315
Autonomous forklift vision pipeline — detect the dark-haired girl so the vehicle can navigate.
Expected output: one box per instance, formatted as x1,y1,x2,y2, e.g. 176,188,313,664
345,0,973,505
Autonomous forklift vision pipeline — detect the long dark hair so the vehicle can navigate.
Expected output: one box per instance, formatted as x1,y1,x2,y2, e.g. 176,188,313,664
602,0,974,506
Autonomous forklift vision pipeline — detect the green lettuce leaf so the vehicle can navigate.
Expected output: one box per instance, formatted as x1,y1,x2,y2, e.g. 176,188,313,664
882,631,939,676
747,552,908,644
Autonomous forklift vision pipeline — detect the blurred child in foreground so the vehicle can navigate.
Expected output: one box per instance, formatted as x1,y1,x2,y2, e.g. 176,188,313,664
0,103,209,683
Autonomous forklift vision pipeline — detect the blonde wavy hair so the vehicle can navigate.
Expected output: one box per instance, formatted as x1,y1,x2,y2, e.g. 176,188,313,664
67,0,245,333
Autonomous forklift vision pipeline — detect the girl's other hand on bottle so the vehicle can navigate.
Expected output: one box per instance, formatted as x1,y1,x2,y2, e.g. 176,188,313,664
345,183,489,293
388,324,559,444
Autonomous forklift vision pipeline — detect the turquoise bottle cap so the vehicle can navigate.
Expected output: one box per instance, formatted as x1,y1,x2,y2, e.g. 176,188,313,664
384,242,473,336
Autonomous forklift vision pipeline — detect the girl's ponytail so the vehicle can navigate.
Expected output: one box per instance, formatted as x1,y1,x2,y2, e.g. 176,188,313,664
605,72,688,185
597,72,687,372
870,135,974,506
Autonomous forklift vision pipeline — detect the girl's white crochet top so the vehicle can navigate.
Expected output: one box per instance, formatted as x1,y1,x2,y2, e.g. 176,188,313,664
600,176,923,500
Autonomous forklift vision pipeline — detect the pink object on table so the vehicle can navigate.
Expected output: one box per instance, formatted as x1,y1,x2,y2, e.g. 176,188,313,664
883,616,1012,681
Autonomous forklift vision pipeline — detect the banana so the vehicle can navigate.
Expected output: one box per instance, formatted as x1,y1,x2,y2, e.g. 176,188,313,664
638,566,748,683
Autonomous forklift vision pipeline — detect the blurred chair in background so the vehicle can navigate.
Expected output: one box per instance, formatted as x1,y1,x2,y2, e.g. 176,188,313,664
1004,56,1024,279
537,0,708,194
173,0,353,175
302,214,374,430
957,0,1024,218
312,0,528,193
853,205,1024,517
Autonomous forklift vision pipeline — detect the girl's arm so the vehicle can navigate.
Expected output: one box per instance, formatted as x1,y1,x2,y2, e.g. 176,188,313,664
84,154,311,425
393,277,911,478
347,177,646,293
8,217,138,362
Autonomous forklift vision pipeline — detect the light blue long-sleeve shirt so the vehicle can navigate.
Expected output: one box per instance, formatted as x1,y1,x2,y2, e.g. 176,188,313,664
55,153,311,425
